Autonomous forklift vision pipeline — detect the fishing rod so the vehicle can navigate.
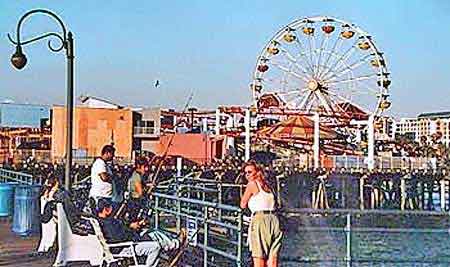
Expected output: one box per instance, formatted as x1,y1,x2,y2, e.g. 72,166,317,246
115,93,194,218
146,91,195,195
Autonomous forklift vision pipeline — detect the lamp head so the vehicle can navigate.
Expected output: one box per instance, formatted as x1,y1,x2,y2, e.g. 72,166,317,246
11,45,27,70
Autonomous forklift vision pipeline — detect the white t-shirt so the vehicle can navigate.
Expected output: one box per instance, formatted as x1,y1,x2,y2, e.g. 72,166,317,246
89,158,113,198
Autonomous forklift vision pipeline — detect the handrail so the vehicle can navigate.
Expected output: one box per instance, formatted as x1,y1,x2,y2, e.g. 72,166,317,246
153,192,241,212
152,191,244,267
0,168,40,185
163,173,450,266
283,208,450,216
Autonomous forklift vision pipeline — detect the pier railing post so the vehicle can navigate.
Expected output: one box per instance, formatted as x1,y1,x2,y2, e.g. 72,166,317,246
440,178,446,211
345,213,352,267
203,206,209,267
367,115,375,171
154,196,160,230
176,157,182,177
244,108,251,161
218,182,222,221
313,112,320,169
176,186,181,232
400,176,406,210
359,175,365,210
276,175,282,208
237,210,243,267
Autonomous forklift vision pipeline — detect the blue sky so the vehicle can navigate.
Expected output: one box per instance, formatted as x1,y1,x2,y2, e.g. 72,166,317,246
1,0,449,117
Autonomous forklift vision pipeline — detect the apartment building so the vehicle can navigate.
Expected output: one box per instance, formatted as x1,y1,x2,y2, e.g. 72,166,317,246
395,111,450,146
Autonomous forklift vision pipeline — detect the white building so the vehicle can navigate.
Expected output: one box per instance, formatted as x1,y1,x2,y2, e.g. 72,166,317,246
395,117,419,141
417,112,450,146
395,112,450,146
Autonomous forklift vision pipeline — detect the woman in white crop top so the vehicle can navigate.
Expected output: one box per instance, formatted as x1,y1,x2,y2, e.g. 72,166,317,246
240,160,283,267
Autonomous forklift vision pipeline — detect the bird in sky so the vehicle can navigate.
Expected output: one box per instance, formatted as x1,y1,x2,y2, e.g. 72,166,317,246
154,80,160,88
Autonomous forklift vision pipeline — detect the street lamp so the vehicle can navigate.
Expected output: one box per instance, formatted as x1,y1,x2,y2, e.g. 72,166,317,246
8,9,74,190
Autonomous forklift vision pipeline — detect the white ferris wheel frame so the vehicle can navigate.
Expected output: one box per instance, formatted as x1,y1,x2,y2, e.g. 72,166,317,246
252,16,390,118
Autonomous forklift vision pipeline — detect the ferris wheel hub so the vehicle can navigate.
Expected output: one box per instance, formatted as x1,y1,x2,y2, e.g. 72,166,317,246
307,79,320,91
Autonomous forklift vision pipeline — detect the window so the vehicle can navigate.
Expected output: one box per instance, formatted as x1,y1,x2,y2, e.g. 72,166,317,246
138,120,155,128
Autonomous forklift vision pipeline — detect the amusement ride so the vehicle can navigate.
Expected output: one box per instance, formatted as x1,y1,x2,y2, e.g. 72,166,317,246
216,16,393,169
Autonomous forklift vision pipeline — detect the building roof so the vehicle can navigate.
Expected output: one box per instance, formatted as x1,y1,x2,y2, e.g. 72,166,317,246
79,95,124,109
417,111,450,119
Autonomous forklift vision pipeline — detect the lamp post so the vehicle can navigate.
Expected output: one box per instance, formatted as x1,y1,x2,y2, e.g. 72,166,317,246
8,9,74,191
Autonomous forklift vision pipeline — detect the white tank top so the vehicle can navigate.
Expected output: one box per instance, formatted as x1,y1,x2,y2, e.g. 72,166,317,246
248,181,276,213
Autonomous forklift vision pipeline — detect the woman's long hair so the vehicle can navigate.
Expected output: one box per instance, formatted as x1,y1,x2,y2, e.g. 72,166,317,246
243,160,271,190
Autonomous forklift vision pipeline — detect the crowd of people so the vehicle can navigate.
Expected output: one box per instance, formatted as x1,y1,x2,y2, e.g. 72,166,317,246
36,145,191,267
2,144,285,266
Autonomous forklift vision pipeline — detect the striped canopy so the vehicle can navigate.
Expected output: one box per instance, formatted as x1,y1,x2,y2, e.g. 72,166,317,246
257,116,338,141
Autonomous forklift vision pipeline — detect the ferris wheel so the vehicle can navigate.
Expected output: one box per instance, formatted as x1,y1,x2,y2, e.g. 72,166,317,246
251,16,391,120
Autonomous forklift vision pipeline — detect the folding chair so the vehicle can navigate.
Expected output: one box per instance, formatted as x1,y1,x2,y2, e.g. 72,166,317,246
88,216,189,267
87,217,147,267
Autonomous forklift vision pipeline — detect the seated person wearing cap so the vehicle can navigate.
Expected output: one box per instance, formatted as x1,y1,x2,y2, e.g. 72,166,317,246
96,198,187,267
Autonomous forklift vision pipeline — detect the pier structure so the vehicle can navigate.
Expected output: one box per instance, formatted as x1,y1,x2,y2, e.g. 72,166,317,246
2,166,450,266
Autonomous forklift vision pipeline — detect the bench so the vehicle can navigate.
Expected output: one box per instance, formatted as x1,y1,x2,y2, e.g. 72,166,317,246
52,203,104,266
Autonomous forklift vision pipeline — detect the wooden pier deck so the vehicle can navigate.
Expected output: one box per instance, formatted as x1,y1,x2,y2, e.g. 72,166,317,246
0,221,91,267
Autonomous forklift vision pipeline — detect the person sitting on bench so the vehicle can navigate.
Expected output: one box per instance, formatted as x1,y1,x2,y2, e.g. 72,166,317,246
37,175,60,255
96,198,187,267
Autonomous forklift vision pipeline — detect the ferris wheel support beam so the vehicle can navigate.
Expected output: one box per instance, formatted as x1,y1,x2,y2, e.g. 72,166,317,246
315,91,334,114
226,116,235,151
298,90,313,111
313,112,320,169
368,114,375,170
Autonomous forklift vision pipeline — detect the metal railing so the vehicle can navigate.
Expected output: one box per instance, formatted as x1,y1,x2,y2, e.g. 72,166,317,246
152,191,245,267
13,149,52,163
275,155,434,170
0,168,41,185
158,175,450,266
53,156,133,166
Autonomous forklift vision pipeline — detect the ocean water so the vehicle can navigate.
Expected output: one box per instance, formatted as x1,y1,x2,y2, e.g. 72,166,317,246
281,222,450,267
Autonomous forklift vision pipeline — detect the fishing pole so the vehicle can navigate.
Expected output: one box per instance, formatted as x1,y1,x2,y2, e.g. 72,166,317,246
147,91,195,194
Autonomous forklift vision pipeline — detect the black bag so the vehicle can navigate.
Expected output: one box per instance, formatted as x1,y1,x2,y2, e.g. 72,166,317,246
41,200,56,223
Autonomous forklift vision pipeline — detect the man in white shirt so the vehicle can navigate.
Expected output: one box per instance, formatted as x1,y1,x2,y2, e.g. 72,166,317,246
89,145,115,201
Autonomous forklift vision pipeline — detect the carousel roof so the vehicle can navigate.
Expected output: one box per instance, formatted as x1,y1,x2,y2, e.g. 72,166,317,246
257,115,338,141
337,102,369,120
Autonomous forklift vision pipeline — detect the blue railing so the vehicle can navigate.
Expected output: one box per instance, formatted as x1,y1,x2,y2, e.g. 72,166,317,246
0,168,41,185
